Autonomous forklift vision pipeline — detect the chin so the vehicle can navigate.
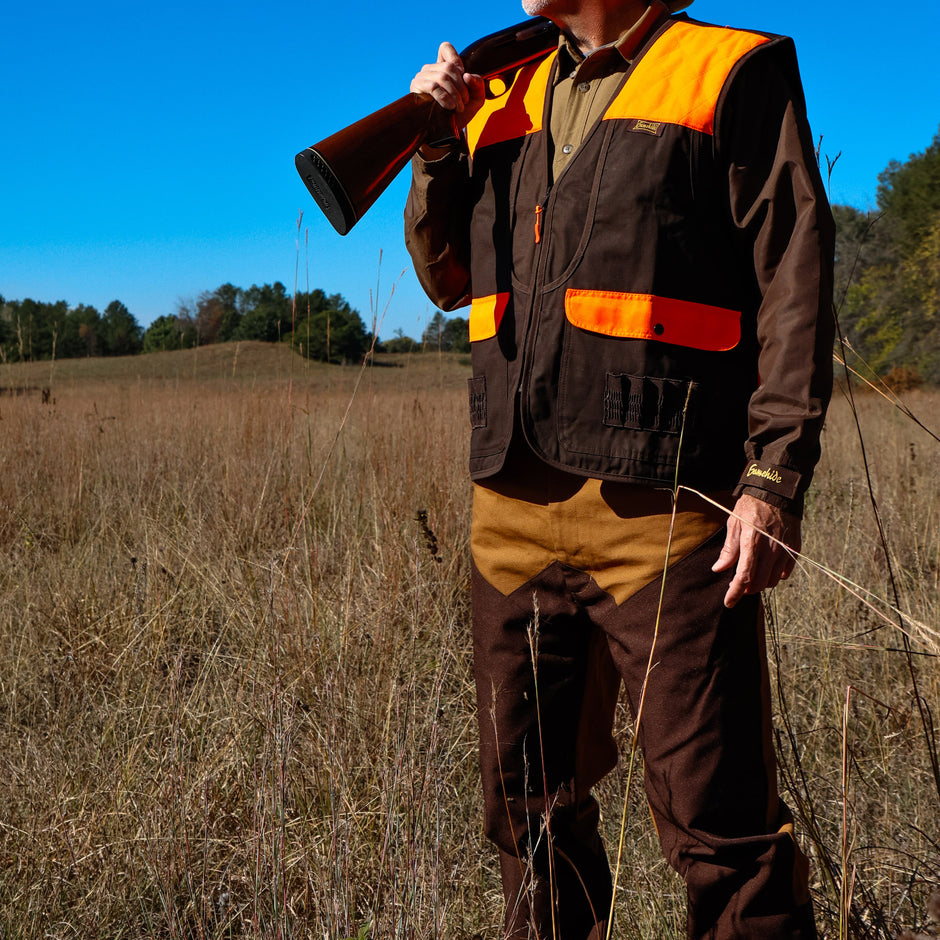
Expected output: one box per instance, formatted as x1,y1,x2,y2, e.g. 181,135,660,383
521,0,555,15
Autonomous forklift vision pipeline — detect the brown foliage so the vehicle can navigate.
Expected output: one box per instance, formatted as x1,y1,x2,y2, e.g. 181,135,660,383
883,364,925,393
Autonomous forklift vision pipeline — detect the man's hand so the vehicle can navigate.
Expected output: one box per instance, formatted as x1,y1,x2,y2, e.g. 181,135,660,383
712,494,801,608
410,42,486,126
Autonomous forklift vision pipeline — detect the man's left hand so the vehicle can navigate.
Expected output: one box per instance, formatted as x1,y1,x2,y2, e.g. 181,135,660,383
711,494,801,608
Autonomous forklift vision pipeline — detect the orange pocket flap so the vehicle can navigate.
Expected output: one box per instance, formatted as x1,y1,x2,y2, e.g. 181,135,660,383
565,290,740,351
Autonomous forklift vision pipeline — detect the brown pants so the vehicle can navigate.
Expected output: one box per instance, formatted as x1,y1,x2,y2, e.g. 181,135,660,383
471,463,816,940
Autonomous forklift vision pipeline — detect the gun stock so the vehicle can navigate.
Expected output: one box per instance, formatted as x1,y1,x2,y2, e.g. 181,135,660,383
296,17,558,235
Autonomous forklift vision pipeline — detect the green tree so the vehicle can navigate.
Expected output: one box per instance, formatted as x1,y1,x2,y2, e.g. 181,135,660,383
442,315,470,353
904,208,940,320
142,315,186,353
875,130,940,256
422,311,446,349
288,290,369,362
194,284,242,345
834,126,940,381
234,282,291,342
290,306,369,363
172,299,199,349
840,213,940,383
382,329,419,353
293,288,331,320
100,301,143,356
60,304,101,358
422,311,470,352
212,283,243,342
0,297,11,358
3,298,69,360
832,205,890,308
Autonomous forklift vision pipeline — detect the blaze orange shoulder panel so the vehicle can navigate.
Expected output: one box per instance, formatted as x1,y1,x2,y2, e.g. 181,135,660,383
603,21,769,135
466,53,555,158
565,289,741,351
470,292,510,342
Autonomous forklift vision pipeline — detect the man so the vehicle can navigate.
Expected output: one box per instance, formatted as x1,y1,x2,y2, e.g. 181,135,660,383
406,0,833,937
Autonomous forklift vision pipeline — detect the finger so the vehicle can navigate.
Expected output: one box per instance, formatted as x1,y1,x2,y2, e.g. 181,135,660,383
753,522,802,591
464,73,486,105
411,65,468,110
438,41,463,66
436,44,473,110
723,567,751,608
745,533,778,593
767,544,799,587
726,531,792,605
711,519,740,573
723,525,761,607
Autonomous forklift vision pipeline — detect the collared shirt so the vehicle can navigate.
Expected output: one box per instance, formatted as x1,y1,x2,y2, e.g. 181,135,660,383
549,1,669,181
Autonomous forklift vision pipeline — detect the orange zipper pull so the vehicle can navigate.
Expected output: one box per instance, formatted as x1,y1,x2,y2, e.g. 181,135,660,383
534,204,544,244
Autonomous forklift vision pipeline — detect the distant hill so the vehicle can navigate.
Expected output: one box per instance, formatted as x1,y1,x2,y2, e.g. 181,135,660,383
0,342,472,396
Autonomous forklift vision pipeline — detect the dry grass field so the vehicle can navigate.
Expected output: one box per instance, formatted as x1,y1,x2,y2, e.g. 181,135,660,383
0,342,937,939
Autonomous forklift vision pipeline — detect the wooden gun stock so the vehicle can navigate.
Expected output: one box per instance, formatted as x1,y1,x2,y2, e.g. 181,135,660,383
295,17,559,235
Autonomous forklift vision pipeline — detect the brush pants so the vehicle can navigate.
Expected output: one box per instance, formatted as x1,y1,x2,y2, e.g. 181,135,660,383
471,451,817,940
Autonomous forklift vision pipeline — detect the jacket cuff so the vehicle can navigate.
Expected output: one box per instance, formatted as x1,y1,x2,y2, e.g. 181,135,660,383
732,484,803,518
734,460,804,516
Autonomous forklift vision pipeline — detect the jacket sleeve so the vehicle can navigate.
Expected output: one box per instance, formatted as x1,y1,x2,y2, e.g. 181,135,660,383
717,41,836,517
404,149,475,312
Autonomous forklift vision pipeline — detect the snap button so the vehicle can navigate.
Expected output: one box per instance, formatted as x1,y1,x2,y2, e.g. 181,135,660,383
653,323,665,335
578,81,591,93
562,143,573,154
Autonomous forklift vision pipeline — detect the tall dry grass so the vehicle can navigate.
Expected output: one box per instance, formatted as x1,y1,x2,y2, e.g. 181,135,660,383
0,344,937,938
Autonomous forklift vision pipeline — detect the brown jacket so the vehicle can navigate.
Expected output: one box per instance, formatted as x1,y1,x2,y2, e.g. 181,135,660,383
405,13,835,514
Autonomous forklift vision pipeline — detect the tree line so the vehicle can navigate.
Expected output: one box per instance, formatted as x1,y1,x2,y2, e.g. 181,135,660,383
7,127,936,376
0,298,143,362
834,126,940,384
0,284,470,365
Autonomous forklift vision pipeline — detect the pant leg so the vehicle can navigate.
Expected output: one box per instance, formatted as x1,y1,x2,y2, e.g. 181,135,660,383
470,457,816,938
593,529,817,940
472,560,620,940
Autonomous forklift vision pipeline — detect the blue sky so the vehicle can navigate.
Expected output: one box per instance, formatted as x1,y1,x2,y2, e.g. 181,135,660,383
2,0,938,340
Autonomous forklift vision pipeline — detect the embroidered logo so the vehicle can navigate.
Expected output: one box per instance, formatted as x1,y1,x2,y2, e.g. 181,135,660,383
631,119,663,136
746,464,783,484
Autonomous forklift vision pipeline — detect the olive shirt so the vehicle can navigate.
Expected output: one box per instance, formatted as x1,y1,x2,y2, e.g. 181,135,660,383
549,2,666,182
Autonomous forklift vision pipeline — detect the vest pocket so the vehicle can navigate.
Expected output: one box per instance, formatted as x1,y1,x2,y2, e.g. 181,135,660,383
604,372,701,435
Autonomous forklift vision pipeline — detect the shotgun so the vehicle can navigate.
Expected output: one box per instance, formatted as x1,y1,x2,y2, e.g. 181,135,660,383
295,17,559,235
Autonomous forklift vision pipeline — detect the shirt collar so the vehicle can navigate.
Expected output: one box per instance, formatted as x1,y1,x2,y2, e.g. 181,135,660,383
554,1,671,81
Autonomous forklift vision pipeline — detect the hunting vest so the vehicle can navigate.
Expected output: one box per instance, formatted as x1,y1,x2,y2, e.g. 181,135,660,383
463,16,798,490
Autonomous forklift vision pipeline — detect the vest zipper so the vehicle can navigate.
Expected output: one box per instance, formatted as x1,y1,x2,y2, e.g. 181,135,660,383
517,187,553,418
516,59,558,442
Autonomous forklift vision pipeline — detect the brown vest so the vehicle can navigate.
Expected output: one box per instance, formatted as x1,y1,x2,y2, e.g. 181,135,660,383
463,17,798,491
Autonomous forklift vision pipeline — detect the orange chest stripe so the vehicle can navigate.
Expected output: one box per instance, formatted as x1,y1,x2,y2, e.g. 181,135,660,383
604,21,769,135
466,54,555,158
